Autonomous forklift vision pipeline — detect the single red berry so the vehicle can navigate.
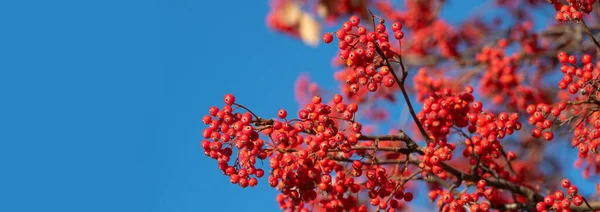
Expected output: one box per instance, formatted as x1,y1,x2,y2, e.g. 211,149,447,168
479,202,490,211
322,32,334,44
394,31,404,40
277,109,287,119
544,196,554,206
471,101,483,112
376,23,386,33
255,168,264,178
349,15,360,26
312,96,322,104
404,192,414,201
333,94,343,104
507,151,516,160
554,191,564,200
582,54,592,64
561,178,570,188
477,179,487,188
347,103,358,113
248,178,258,187
568,55,577,64
568,185,578,195
224,94,235,105
543,131,554,141
532,128,542,138
391,22,403,31
536,202,546,211
573,195,584,206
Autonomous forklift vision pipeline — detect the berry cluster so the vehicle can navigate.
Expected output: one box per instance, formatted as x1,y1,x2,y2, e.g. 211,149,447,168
268,95,361,152
476,45,533,109
557,52,597,95
413,67,446,103
418,87,523,180
554,52,600,177
535,179,585,211
266,94,370,211
524,103,566,141
322,15,403,94
550,0,596,22
428,179,497,212
572,111,600,178
201,94,266,188
372,0,459,58
361,166,414,212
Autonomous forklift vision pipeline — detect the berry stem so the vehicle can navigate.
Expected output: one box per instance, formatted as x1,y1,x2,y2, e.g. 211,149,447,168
580,19,600,57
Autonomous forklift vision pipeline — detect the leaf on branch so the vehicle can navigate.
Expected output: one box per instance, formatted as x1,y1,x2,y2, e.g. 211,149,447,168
299,13,321,47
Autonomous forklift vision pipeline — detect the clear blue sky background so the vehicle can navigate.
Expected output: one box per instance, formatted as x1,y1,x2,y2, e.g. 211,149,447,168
0,0,595,212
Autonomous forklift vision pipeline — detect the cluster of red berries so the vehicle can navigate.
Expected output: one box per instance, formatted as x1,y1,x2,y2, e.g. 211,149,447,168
557,52,597,95
372,1,460,58
572,116,600,158
525,103,566,141
429,180,498,212
263,94,372,210
549,0,595,22
572,113,600,178
413,67,446,103
555,52,600,177
322,15,404,94
263,94,362,158
419,87,522,146
359,166,414,212
535,178,585,211
418,87,476,145
269,152,367,211
418,87,523,179
201,94,266,188
476,45,531,108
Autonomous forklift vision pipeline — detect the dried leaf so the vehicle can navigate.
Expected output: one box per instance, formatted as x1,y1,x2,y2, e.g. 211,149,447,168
299,13,321,47
278,2,302,26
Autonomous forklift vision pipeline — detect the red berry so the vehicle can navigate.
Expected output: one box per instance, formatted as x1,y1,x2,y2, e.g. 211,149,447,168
477,179,487,188
573,195,584,206
561,178,570,188
544,196,554,206
312,96,322,104
322,32,334,44
349,15,360,26
471,101,483,112
582,54,592,64
394,31,404,40
224,94,235,105
376,23,386,33
391,22,403,31
277,109,287,119
507,151,516,160
536,202,546,211
543,131,554,141
532,128,542,138
255,168,265,178
568,185,578,195
248,178,258,187
404,192,414,201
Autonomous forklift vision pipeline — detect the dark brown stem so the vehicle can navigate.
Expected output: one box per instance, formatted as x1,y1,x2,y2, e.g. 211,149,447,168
367,10,430,142
580,20,600,56
233,103,261,120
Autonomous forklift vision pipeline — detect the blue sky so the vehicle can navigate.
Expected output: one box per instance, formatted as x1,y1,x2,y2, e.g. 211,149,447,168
0,0,595,212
